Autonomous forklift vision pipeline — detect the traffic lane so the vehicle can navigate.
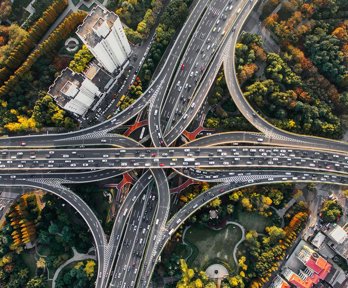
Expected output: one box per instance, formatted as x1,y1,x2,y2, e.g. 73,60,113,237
2,145,346,161
120,188,158,288
137,169,170,286
163,0,251,145
110,185,156,287
0,169,127,184
161,0,232,132
2,154,348,175
148,0,212,147
102,171,152,287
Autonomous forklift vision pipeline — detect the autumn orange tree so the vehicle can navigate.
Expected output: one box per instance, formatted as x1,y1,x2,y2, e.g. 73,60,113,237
7,194,40,246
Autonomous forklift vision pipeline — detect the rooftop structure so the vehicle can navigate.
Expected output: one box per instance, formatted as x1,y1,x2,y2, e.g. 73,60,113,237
326,224,348,261
281,241,332,288
270,275,291,288
48,68,101,116
311,232,326,249
296,245,332,280
328,224,348,245
76,4,131,74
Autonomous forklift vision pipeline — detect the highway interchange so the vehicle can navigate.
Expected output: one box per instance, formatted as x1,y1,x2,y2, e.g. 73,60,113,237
0,0,348,287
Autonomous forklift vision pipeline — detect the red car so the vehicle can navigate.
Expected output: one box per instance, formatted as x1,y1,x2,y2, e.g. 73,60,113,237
181,64,185,70
159,163,165,167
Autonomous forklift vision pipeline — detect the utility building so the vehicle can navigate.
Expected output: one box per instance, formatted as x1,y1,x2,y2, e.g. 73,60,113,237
76,4,131,74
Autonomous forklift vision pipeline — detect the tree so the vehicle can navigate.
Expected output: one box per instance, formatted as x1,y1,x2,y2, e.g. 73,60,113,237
206,117,220,128
265,226,286,244
26,276,46,288
320,200,342,223
84,260,96,279
36,257,46,269
210,197,222,208
69,45,94,73
0,0,12,21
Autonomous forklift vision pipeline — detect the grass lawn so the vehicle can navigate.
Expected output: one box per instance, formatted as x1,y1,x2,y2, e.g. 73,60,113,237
184,224,242,270
19,252,37,277
235,208,273,233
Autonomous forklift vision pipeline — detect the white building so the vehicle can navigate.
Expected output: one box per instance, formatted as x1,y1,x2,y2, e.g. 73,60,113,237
48,68,102,116
76,4,131,74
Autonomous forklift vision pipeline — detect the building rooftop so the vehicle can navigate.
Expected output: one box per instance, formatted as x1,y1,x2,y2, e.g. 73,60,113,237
48,68,85,107
270,275,291,288
311,232,326,249
283,268,313,288
76,4,118,48
84,61,113,91
328,224,348,245
281,241,332,288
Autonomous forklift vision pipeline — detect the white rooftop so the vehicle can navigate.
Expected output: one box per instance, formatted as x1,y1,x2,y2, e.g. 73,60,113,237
311,232,326,248
329,225,347,244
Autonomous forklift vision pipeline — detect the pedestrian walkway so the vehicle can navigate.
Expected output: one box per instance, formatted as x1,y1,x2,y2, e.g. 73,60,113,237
52,247,96,288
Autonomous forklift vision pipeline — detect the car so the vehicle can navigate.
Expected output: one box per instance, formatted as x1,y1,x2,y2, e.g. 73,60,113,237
21,142,26,146
101,139,107,143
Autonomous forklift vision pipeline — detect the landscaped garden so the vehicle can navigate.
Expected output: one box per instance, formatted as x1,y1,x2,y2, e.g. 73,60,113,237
184,224,242,270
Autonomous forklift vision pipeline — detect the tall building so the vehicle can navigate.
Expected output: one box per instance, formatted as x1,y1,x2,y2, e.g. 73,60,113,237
76,4,131,74
48,68,102,116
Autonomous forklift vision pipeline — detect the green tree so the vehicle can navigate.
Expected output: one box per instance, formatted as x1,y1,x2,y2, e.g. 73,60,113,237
26,276,46,288
320,200,343,223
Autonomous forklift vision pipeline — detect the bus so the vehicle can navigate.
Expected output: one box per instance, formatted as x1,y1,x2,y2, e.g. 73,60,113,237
139,127,146,140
